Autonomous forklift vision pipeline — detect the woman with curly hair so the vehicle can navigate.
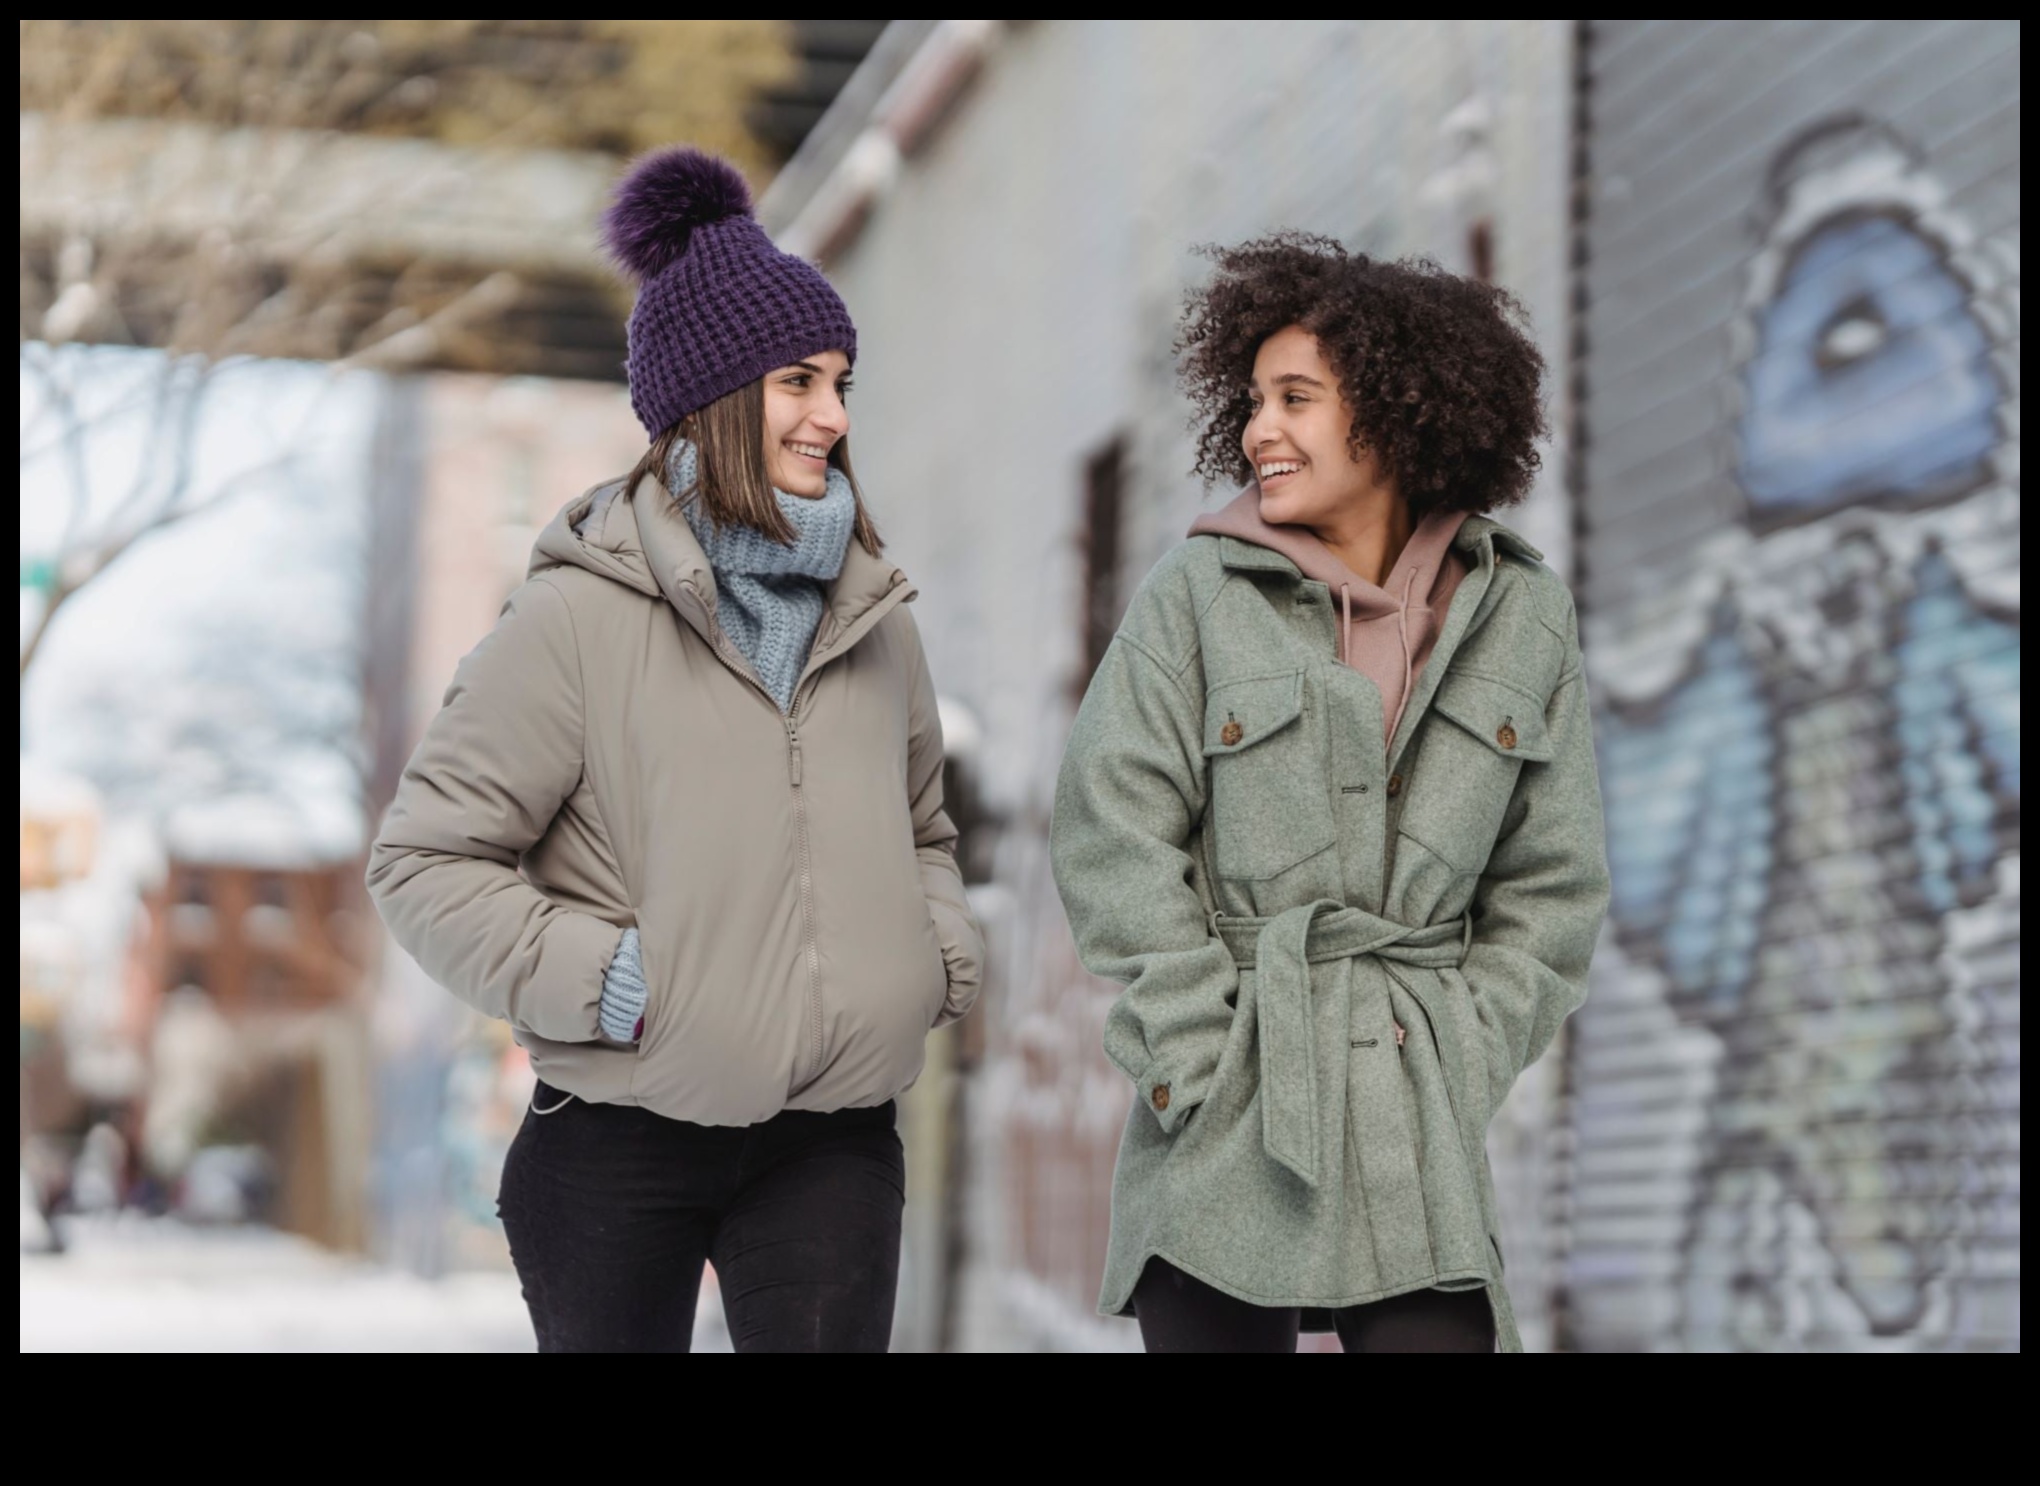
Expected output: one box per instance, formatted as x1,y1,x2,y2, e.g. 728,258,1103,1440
1051,234,1609,1352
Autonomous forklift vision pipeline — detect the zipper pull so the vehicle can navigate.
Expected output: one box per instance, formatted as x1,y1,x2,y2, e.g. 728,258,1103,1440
787,723,803,786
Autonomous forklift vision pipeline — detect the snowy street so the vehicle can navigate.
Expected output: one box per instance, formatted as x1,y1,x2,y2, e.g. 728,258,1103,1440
21,1216,738,1352
22,1217,533,1352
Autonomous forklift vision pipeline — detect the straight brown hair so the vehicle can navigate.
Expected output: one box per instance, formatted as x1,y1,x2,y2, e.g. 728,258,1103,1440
627,376,883,554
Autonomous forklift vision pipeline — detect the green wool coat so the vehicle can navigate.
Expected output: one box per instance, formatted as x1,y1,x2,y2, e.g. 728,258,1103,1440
1050,517,1610,1350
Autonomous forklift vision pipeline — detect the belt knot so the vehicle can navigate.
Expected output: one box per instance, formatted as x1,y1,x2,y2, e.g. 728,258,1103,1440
1213,900,1470,1186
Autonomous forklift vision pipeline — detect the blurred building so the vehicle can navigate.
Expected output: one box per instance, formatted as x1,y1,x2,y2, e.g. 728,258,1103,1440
133,859,360,1019
19,20,808,376
751,21,895,160
20,22,889,377
766,17,2019,1351
363,372,643,1276
20,765,109,1155
118,803,372,1248
19,767,98,894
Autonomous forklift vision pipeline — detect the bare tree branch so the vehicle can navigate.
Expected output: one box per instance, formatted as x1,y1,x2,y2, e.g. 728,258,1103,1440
18,20,796,715
333,271,523,374
20,446,300,683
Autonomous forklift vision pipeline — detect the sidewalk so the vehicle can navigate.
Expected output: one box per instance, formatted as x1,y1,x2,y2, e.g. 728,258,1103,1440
22,1215,534,1352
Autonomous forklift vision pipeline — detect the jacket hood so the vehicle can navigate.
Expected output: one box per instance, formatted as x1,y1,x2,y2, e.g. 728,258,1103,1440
530,477,665,598
530,474,913,636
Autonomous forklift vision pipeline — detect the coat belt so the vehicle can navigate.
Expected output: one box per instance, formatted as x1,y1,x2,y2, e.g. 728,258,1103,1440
1212,900,1471,1188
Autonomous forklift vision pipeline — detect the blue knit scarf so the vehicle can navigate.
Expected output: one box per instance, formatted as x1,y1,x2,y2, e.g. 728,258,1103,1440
670,439,855,712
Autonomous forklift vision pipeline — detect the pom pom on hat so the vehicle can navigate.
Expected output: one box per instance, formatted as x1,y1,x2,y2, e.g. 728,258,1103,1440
604,147,754,282
602,144,856,435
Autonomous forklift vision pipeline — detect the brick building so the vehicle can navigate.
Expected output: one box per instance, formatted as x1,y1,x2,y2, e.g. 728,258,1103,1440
133,858,361,1018
120,814,373,1249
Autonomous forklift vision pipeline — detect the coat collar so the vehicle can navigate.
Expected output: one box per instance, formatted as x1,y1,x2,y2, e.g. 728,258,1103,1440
1214,535,1304,577
1455,515,1544,564
1384,517,1537,770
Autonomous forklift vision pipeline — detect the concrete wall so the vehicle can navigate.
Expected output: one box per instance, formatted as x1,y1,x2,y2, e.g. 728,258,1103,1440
1569,19,2020,1350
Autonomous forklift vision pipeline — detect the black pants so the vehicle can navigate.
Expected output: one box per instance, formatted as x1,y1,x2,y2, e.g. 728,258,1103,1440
1133,1258,1495,1352
498,1082,905,1353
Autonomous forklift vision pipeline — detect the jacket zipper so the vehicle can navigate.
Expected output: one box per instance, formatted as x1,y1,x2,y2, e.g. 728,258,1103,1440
687,582,908,1090
786,705,823,1084
695,613,831,1089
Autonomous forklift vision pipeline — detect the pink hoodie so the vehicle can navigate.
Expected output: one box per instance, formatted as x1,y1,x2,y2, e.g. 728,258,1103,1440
1189,491,1469,748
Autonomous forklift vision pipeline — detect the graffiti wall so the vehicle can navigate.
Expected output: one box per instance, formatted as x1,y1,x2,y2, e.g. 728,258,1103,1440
1571,20,2019,1349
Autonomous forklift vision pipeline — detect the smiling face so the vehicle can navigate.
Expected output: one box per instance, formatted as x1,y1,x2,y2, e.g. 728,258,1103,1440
1242,324,1392,529
761,349,853,497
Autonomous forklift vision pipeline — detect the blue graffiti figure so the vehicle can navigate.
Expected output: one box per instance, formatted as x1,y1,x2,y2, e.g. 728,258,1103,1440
1741,215,2003,519
1592,121,2020,1346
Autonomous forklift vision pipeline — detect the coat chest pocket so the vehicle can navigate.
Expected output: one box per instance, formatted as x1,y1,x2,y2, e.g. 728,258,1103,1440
1397,669,1553,873
1202,669,1335,880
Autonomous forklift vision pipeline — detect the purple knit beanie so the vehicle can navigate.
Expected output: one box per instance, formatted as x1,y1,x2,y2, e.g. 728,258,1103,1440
604,148,857,437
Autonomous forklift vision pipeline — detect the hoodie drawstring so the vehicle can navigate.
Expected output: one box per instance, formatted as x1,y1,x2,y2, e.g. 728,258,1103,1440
1340,584,1353,667
1385,569,1419,748
1399,568,1417,711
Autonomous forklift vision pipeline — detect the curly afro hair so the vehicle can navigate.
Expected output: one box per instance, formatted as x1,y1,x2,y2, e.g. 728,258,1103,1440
1178,232,1548,516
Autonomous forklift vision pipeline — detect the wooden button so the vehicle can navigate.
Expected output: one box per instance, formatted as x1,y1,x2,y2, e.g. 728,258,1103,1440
1386,772,1404,798
1219,719,1244,747
1496,722,1518,750
1151,1084,1171,1112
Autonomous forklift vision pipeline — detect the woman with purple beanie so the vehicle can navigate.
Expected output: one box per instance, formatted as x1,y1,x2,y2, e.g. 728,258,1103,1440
367,149,984,1352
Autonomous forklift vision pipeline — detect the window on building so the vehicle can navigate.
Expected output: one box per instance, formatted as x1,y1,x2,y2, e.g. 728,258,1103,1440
253,872,290,910
1077,434,1128,696
249,959,294,1005
176,868,210,907
942,754,997,887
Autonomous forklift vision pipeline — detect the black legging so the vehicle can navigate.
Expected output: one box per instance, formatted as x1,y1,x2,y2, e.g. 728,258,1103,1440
1134,1258,1495,1352
498,1082,905,1353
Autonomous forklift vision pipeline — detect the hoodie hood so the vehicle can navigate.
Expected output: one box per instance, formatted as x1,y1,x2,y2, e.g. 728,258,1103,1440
1188,489,1469,745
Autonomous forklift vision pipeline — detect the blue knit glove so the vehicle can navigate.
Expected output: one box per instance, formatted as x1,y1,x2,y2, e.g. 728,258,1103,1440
598,927,648,1043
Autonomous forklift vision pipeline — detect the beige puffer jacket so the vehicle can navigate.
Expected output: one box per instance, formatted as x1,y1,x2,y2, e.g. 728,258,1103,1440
367,473,984,1126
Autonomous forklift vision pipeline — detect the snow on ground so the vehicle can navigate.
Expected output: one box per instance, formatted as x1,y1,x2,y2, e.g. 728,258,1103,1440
22,1216,532,1352
21,1215,733,1353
